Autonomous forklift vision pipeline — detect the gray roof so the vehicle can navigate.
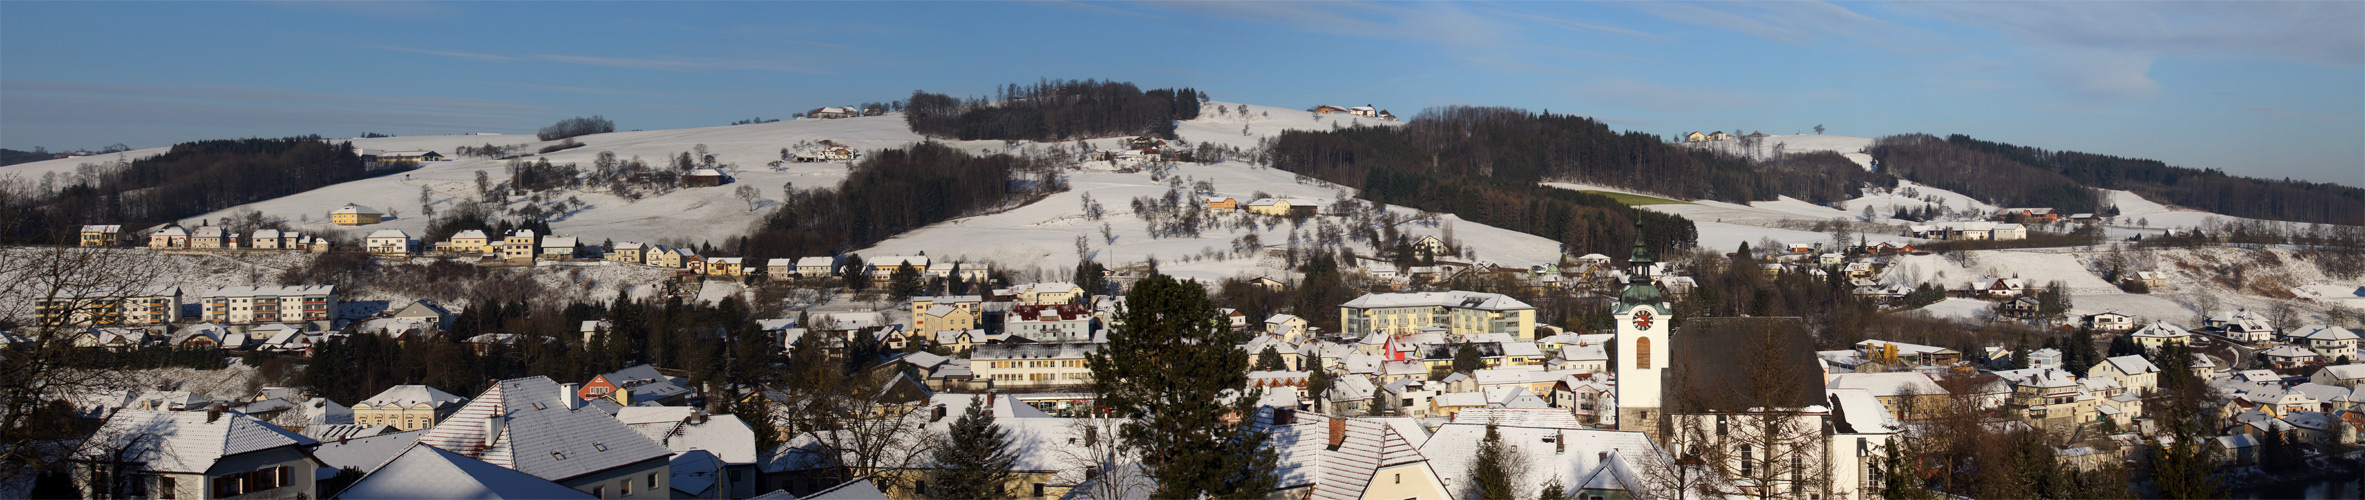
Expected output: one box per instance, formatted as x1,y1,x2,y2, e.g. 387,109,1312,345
76,409,318,474
1340,290,1534,311
311,429,424,473
338,444,593,499
615,407,760,465
413,376,674,482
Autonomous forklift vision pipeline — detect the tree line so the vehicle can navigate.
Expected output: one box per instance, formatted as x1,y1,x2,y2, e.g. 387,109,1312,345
1868,134,2109,215
904,79,1203,141
1936,133,2363,225
537,115,616,141
0,136,384,244
743,142,1053,261
1260,107,1702,260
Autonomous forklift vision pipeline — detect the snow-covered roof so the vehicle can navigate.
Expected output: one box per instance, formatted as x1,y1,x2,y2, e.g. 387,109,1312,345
616,407,759,465
1340,290,1533,311
2131,322,2192,338
332,204,383,215
451,229,489,240
2260,345,2320,358
82,224,122,233
76,409,317,474
1422,418,1666,497
339,444,594,499
796,256,836,267
358,385,467,409
1827,388,1901,434
2099,355,2160,376
2318,364,2365,381
2291,325,2361,342
687,168,725,177
413,376,673,483
1825,372,1948,398
541,236,579,248
310,428,424,473
366,229,409,239
1250,407,1432,500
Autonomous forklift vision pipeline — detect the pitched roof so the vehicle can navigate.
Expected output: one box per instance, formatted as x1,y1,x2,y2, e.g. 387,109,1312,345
331,204,383,215
614,407,760,465
75,409,317,474
311,429,424,473
338,444,594,499
358,385,467,409
1421,417,1666,497
2292,325,2361,342
1251,407,1432,500
413,376,673,482
2100,355,2161,376
1341,290,1534,311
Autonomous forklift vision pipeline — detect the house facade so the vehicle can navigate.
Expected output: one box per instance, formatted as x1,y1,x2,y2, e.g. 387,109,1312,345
198,285,337,325
74,410,322,500
80,225,124,247
974,343,1098,389
1339,291,1538,340
352,384,468,431
330,204,384,225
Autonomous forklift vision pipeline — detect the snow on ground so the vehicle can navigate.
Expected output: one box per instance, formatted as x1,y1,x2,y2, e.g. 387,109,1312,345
1880,251,2120,293
1177,102,1402,151
1881,246,2365,328
857,159,1564,283
1539,182,1921,253
1841,180,2000,218
0,146,175,181
1684,134,1875,169
1910,298,1996,322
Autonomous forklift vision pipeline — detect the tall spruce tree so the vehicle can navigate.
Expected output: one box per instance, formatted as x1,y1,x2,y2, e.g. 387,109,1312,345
1255,346,1286,371
1453,342,1486,373
890,262,924,300
1466,424,1520,500
928,397,1018,499
1086,273,1277,498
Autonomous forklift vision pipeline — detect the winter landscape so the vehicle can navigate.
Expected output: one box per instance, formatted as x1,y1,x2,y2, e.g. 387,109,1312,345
3,2,2362,500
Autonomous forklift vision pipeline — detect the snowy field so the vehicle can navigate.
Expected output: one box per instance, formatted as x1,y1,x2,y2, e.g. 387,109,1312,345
1891,246,2365,328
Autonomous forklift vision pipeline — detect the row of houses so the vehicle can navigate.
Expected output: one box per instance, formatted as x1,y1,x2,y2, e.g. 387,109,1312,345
1309,104,1397,120
128,225,336,252
36,285,338,328
1906,221,2030,241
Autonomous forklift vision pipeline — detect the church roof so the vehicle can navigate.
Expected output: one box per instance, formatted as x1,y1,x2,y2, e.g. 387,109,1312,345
1668,317,1830,412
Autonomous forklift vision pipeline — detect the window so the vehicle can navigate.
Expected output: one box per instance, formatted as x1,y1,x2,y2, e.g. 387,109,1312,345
593,485,606,498
1635,337,1651,369
1034,483,1047,497
214,476,242,497
622,478,633,495
159,477,177,499
1739,444,1754,476
647,473,659,491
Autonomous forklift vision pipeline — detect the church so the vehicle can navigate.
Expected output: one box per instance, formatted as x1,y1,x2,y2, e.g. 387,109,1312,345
1609,224,1893,500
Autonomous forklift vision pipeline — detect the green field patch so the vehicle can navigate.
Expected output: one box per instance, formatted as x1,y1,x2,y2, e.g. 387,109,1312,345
1579,190,1686,206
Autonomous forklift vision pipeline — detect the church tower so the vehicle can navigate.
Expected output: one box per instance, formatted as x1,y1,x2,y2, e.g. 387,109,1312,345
1614,222,1671,437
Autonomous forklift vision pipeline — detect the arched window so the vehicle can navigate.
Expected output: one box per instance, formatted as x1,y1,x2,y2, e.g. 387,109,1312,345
1636,337,1652,369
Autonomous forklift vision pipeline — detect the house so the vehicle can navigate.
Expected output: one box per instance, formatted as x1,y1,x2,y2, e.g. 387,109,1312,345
1245,198,1321,217
2084,312,2136,333
1206,197,1240,211
685,168,728,187
795,256,837,279
1252,407,1454,500
444,229,494,255
2129,322,2194,353
2135,271,2167,288
581,364,693,406
198,285,337,325
148,225,191,248
615,407,761,500
1310,105,1350,114
80,225,124,247
1422,410,1676,500
1708,131,1736,141
2287,325,2361,363
352,385,468,431
500,230,539,262
1997,207,2059,223
337,444,594,499
1339,291,1538,340
2310,364,2365,389
371,150,445,163
540,236,580,260
609,242,647,263
863,255,930,280
1854,340,1963,366
913,302,980,343
808,106,860,119
414,376,674,498
645,245,682,268
2000,296,2043,318
366,229,413,255
1012,281,1083,305
2207,308,2280,342
973,343,1098,389
1683,131,1709,142
190,225,229,249
2260,345,2323,368
707,257,745,277
249,229,284,250
331,203,385,225
2088,355,2162,395
1266,314,1310,341
73,409,323,500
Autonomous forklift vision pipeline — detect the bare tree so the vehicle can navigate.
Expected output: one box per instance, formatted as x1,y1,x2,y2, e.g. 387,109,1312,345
1053,414,1153,500
735,185,764,211
0,238,167,486
1664,330,1835,500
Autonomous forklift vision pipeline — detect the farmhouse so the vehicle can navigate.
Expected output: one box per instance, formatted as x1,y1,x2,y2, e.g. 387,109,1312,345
79,225,123,247
330,204,384,225
1245,198,1320,217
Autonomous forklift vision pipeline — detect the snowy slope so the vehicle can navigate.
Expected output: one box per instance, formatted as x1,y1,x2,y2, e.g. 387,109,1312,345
1841,180,2000,217
1686,134,1875,169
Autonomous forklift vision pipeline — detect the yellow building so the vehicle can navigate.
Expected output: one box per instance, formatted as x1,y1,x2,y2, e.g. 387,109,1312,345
2129,322,2193,353
707,257,744,276
1339,291,1538,340
443,230,491,254
351,385,467,431
329,204,384,226
608,242,646,264
974,343,1097,389
1245,198,1319,217
79,225,123,247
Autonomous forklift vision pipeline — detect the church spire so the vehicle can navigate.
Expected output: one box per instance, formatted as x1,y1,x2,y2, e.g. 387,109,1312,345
1618,220,1664,308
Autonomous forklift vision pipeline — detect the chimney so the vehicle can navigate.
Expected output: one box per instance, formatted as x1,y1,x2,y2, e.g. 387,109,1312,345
484,415,505,448
206,404,225,423
1326,418,1347,449
1274,408,1295,425
559,383,581,410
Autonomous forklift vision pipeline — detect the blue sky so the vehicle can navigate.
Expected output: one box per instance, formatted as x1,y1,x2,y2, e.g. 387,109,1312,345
4,1,2358,184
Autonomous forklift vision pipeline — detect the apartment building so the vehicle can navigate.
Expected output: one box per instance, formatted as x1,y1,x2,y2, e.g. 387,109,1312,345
1339,291,1537,340
199,285,337,325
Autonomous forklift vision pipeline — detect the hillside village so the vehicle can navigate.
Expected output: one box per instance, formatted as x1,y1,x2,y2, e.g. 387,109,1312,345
5,96,2364,500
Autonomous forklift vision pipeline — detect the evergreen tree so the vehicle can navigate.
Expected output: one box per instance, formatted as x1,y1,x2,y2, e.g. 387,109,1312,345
1537,479,1568,500
1466,424,1520,500
1255,346,1286,371
928,397,1018,499
2011,335,2031,369
1075,260,1109,299
1874,438,1932,500
1086,273,1277,498
1453,342,1486,373
890,262,923,300
1306,357,1333,399
947,263,968,295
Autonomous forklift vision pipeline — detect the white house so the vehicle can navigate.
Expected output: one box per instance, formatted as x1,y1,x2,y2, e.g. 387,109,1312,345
365,229,412,255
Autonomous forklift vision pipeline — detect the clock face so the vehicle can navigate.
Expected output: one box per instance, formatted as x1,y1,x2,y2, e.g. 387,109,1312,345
1633,310,1654,330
